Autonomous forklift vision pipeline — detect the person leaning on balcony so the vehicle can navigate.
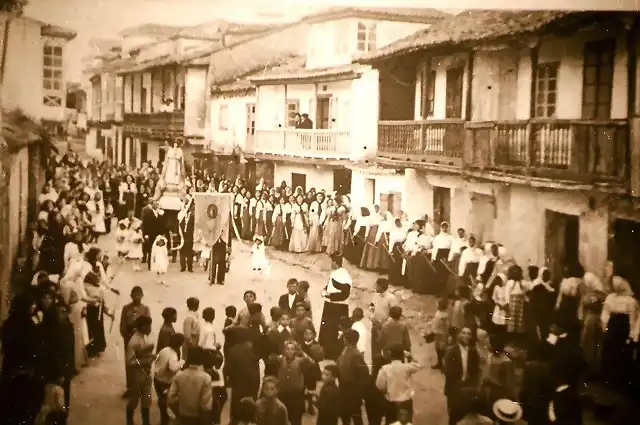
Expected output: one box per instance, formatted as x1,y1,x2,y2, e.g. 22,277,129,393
298,113,313,129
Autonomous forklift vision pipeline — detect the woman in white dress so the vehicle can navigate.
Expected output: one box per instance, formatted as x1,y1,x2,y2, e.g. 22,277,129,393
289,194,309,253
305,193,324,253
87,191,107,242
63,231,87,271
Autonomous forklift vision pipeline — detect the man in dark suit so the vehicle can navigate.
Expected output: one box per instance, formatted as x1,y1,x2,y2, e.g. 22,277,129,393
141,200,162,271
278,278,304,316
444,326,480,425
337,329,369,425
178,197,195,272
210,231,231,286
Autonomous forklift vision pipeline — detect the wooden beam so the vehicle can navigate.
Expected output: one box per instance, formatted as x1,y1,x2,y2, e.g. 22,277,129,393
465,50,474,121
150,70,154,113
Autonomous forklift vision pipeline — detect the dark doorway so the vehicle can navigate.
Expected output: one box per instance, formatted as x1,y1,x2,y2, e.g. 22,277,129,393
333,168,352,196
316,97,331,129
433,186,452,233
291,173,306,192
610,219,640,295
140,142,148,164
159,146,167,164
544,210,580,282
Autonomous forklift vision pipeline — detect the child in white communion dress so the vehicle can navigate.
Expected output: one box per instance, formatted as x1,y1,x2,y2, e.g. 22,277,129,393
151,235,170,284
251,235,269,281
126,224,144,271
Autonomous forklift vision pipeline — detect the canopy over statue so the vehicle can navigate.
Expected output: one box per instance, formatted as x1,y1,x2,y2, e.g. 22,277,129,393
192,192,234,246
156,140,187,211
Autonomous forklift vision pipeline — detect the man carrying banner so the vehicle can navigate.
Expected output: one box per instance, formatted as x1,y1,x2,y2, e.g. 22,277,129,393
192,192,234,286
178,195,196,272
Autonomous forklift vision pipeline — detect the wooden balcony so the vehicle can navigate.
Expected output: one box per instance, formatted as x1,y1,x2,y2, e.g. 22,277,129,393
252,129,351,159
464,119,629,185
377,119,464,167
123,112,185,141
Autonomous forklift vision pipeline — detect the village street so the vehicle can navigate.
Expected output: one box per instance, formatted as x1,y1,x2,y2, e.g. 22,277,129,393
67,231,443,425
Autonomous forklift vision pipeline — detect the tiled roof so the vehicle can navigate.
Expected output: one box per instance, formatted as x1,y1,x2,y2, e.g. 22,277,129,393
301,6,450,24
357,10,594,62
119,23,184,38
23,17,77,40
250,61,367,83
215,79,255,95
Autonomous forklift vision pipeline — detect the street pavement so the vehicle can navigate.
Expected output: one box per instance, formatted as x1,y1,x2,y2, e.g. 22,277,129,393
67,232,444,425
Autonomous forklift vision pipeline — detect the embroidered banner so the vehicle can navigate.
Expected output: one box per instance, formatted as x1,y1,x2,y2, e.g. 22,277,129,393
192,192,233,246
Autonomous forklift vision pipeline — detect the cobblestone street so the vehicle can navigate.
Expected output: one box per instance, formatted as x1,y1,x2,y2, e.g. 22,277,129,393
67,233,443,425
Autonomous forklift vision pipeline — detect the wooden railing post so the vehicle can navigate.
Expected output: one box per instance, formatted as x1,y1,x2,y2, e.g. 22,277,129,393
419,121,425,153
526,121,535,171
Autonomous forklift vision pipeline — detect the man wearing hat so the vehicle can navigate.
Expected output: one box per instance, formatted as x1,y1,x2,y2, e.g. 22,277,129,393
492,399,525,425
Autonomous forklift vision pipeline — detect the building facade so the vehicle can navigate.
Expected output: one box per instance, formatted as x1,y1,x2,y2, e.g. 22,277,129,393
237,7,446,194
359,11,640,287
0,14,76,321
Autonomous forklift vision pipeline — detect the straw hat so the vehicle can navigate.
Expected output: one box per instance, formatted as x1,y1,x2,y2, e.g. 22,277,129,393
492,399,523,422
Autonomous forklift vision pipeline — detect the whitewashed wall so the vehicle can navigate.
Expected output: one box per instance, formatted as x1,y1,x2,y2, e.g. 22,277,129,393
184,67,207,139
274,163,334,191
209,92,256,154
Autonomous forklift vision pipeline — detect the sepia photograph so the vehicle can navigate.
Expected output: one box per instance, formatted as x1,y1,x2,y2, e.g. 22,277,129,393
0,0,638,424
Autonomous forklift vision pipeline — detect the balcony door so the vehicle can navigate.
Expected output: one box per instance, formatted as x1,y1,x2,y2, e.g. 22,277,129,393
433,186,451,234
611,219,640,295
333,168,352,196
246,104,256,143
291,173,306,192
316,97,331,129
582,39,615,120
445,67,464,119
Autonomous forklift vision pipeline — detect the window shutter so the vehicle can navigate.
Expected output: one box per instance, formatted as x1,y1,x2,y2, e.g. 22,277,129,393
330,97,338,129
391,191,402,215
379,192,389,213
340,98,351,131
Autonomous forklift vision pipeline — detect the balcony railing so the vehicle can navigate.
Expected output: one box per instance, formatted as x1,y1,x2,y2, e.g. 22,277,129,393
123,112,185,141
252,129,351,159
464,119,629,183
378,119,464,166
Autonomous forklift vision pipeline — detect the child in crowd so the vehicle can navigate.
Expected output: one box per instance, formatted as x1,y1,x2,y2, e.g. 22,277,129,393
120,286,151,396
115,221,129,262
126,224,144,271
200,307,218,350
376,345,421,424
35,377,66,425
182,297,201,364
154,333,185,425
277,341,316,425
390,408,413,425
125,316,154,425
291,302,314,343
203,346,226,425
351,307,368,356
296,280,312,319
378,306,412,360
237,397,258,425
431,297,451,370
267,312,292,355
304,343,323,415
156,307,177,354
224,305,237,329
251,235,269,281
315,363,341,425
151,235,169,285
256,377,288,425
268,306,283,330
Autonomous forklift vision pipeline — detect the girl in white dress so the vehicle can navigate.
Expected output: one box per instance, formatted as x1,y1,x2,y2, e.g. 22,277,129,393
151,235,169,284
251,235,269,281
114,222,129,262
127,225,144,271
88,192,106,242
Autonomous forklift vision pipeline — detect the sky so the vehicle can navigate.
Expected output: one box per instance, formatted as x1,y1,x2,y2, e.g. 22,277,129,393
23,0,640,82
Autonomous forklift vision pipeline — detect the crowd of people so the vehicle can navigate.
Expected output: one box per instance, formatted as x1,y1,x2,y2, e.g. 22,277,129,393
1,148,639,425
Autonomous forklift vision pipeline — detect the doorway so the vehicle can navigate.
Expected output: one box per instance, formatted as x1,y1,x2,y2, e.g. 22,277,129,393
610,219,640,295
363,178,375,206
291,172,306,192
333,168,352,196
470,193,496,244
544,210,580,281
316,97,331,129
433,186,452,233
140,142,148,164
159,145,167,165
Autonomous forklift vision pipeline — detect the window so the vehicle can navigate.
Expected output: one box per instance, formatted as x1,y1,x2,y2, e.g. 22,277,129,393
534,62,559,117
43,44,63,106
286,100,300,128
140,87,147,113
420,68,436,118
357,22,376,53
582,39,615,120
218,104,229,130
445,67,464,119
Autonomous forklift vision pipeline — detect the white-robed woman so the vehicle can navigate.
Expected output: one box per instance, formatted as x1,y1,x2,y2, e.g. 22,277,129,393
289,194,309,253
318,253,353,360
305,193,324,253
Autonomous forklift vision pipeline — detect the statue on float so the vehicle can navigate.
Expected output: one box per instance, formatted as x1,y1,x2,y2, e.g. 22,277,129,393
156,138,188,211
